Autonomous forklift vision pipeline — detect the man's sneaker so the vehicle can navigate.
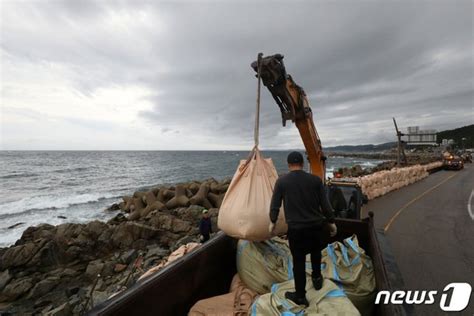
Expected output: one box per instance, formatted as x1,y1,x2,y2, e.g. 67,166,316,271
284,291,309,307
312,275,323,290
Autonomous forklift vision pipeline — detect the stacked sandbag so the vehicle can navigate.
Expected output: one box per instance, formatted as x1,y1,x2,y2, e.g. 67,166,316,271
423,161,443,171
218,147,287,241
356,164,429,200
251,278,360,315
317,235,376,316
189,274,257,316
237,237,293,294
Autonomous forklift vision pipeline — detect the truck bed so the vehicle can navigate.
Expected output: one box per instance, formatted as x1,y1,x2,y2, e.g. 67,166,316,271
89,215,408,316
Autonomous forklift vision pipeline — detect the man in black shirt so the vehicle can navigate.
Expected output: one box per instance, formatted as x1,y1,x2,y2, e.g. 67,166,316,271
269,151,337,306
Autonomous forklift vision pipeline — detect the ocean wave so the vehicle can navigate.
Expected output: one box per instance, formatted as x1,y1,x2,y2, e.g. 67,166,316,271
0,192,122,217
0,172,39,179
52,167,91,174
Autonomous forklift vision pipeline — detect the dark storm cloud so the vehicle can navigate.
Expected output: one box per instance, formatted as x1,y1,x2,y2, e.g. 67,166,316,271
1,0,472,149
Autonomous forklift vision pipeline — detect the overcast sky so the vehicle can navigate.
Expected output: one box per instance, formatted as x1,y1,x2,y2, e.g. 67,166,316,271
1,0,472,150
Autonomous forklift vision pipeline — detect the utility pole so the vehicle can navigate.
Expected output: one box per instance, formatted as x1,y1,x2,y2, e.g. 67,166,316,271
393,118,407,167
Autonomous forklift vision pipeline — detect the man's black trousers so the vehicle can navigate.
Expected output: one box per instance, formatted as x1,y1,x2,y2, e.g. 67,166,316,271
287,225,324,297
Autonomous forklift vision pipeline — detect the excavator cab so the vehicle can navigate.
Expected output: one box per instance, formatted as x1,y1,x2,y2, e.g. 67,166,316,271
327,181,364,219
252,53,365,220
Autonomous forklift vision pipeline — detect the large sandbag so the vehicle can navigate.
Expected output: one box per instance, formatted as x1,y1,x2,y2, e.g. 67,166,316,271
251,278,360,315
189,274,257,316
236,237,293,294
218,147,287,240
319,235,376,316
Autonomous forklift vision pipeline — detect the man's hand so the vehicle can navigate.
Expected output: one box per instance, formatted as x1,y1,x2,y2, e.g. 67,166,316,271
328,223,337,237
268,222,276,236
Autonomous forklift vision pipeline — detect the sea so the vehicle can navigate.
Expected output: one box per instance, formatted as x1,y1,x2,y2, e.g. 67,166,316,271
0,151,384,247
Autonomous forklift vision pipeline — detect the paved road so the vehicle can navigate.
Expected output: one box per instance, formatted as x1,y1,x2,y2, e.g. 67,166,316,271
362,164,474,315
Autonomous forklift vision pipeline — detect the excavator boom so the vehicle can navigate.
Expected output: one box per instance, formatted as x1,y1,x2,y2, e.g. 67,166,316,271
251,54,326,180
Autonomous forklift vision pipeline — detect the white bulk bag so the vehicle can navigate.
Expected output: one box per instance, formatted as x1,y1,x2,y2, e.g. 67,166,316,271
218,147,287,241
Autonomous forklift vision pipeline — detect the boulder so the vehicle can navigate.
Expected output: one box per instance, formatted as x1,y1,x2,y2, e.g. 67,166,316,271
1,239,47,269
85,259,105,278
166,185,190,209
86,221,109,239
105,203,120,211
145,245,169,259
171,218,192,233
44,302,71,316
120,249,138,265
114,264,128,273
149,213,174,231
110,222,160,248
28,276,59,299
0,269,12,291
0,277,34,302
19,224,56,243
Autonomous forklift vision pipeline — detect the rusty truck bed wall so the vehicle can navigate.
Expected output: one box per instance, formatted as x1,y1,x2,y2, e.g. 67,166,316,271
89,216,407,316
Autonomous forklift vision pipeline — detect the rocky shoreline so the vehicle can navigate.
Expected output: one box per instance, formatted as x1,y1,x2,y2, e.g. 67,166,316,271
0,178,229,315
0,155,440,315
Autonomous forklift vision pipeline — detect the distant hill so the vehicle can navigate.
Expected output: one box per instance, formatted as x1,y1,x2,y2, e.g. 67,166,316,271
326,124,474,152
436,124,474,148
326,142,396,152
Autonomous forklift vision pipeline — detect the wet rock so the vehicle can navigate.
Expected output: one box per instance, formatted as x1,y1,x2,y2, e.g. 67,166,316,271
171,218,191,233
19,223,56,243
86,221,108,238
110,222,159,248
0,269,12,291
0,239,47,269
114,264,127,273
0,277,34,302
57,215,67,219
91,290,109,307
120,249,138,265
85,259,104,278
28,276,59,299
7,222,25,229
44,302,70,316
105,203,120,211
107,213,127,225
145,245,168,259
58,268,79,278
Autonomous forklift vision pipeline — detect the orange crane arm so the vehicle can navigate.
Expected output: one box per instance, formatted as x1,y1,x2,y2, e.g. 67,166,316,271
252,54,326,180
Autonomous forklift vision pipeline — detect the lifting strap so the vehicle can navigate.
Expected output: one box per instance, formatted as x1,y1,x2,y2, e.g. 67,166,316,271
254,53,263,147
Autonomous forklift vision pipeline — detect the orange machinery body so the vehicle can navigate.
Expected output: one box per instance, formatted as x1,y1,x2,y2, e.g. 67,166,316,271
252,54,326,180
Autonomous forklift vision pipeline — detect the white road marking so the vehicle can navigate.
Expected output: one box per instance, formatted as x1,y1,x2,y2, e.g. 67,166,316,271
468,189,474,221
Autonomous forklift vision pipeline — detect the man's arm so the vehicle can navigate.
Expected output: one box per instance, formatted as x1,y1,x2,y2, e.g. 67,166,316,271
269,179,283,223
317,179,335,223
